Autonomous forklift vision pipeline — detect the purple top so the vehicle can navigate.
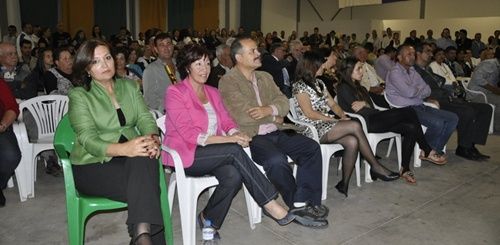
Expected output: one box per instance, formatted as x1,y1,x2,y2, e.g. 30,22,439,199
385,63,431,107
374,54,395,79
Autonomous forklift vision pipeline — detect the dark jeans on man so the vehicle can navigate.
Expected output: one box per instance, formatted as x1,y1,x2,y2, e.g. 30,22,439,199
0,126,21,189
411,104,459,154
249,130,323,208
185,143,278,229
439,100,492,148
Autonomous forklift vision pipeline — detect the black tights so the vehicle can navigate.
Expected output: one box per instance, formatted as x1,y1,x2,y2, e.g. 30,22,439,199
320,120,393,187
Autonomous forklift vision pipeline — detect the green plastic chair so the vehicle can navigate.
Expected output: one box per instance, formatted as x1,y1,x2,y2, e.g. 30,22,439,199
54,115,174,245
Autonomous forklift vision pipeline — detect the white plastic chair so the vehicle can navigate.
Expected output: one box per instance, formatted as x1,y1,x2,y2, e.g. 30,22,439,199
7,121,34,201
156,116,259,245
288,98,356,193
333,96,402,182
17,95,69,199
458,77,495,134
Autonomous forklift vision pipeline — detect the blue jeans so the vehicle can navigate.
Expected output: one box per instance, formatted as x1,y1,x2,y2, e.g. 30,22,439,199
411,104,458,154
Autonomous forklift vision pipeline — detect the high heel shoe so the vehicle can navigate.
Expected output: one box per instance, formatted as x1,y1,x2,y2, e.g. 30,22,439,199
335,181,348,197
370,169,399,181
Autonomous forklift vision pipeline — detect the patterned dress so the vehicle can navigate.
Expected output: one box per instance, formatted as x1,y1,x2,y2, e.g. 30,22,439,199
292,79,337,140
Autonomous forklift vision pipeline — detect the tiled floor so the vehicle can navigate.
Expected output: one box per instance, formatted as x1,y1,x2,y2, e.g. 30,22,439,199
1,133,499,245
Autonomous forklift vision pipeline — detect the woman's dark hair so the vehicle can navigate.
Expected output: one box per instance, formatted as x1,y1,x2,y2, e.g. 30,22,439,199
176,44,211,80
295,50,325,97
92,25,102,38
35,48,53,75
72,39,111,90
112,46,130,62
337,57,372,105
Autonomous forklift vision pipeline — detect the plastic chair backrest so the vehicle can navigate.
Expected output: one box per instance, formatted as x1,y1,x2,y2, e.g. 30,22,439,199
156,115,187,180
20,95,69,139
53,115,79,202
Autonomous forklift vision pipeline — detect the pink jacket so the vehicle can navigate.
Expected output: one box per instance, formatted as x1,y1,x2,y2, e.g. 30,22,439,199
162,78,238,168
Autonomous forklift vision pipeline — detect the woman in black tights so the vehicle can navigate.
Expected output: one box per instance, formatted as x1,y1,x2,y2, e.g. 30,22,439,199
336,57,447,184
291,51,399,197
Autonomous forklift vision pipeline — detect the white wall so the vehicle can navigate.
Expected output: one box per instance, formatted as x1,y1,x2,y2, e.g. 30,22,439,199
261,0,296,35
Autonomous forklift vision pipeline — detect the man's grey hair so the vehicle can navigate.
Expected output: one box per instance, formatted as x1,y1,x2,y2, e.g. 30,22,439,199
215,44,229,58
288,40,302,51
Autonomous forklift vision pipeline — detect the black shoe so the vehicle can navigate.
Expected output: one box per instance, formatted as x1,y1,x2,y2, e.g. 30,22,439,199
290,202,327,221
0,189,5,207
471,146,490,160
262,209,295,226
312,204,329,219
455,146,482,161
335,181,348,198
370,169,400,181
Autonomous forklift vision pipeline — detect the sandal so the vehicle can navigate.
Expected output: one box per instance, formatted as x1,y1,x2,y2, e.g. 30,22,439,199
420,151,447,165
400,171,417,184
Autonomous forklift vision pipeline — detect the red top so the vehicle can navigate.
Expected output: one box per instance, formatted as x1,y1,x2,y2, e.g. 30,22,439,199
0,78,20,119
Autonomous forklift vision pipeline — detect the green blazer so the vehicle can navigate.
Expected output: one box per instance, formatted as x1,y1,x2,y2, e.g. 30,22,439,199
68,78,158,165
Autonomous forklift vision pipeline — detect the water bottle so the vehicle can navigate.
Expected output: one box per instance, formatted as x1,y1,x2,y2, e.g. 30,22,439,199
202,219,217,245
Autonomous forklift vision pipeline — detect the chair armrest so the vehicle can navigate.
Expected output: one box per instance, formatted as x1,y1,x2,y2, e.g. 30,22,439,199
344,112,369,134
286,113,320,142
161,145,186,179
423,102,439,109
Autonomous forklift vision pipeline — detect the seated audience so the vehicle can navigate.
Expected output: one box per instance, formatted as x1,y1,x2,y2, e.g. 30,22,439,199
0,78,22,207
69,39,165,244
143,33,180,111
353,46,390,108
19,39,37,71
471,33,486,59
0,42,34,99
436,28,457,50
337,56,444,183
429,48,456,86
136,45,156,70
403,30,421,47
219,36,329,228
285,40,303,83
292,52,401,187
26,48,53,93
260,42,292,98
2,25,17,45
206,44,232,88
385,44,458,157
468,47,500,132
113,47,141,85
43,46,73,95
163,45,295,240
414,43,491,161
374,46,397,82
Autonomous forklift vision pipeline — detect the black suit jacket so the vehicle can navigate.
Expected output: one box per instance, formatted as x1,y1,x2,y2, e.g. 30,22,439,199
259,54,292,98
206,64,226,88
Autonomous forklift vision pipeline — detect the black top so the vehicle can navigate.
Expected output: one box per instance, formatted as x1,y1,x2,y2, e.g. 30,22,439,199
336,82,379,125
116,108,128,143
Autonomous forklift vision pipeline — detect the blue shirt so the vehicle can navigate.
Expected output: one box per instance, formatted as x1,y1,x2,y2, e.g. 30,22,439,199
385,63,431,107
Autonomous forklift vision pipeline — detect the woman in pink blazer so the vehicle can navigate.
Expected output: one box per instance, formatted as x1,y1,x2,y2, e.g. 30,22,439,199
162,45,294,239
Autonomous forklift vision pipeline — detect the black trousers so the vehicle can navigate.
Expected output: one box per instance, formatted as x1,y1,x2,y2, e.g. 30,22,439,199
367,107,432,172
0,126,21,189
185,143,278,229
439,100,491,148
73,156,164,243
249,130,323,208
369,92,390,109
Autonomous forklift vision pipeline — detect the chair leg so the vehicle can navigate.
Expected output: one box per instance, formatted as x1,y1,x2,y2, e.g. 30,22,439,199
386,138,394,158
355,154,361,187
243,185,261,229
167,175,176,214
178,185,197,245
365,140,377,183
414,143,421,168
395,136,402,171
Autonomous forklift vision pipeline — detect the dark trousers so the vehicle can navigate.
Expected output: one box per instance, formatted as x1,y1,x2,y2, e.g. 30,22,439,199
367,107,432,172
185,143,278,229
73,156,164,243
249,130,323,208
440,100,491,148
0,127,21,189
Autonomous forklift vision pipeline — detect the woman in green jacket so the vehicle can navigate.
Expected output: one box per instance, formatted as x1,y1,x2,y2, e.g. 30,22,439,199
69,39,163,245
